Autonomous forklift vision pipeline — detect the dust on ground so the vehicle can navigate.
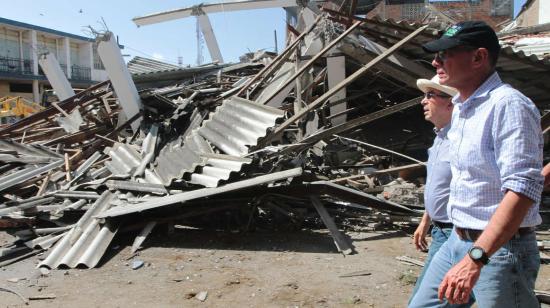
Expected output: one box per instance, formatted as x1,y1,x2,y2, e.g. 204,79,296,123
1,226,549,308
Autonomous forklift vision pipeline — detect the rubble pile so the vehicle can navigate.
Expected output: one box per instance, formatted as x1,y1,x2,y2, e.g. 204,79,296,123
1,10,549,270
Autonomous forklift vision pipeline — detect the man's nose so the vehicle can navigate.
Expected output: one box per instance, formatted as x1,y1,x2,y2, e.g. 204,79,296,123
432,56,441,68
421,98,428,106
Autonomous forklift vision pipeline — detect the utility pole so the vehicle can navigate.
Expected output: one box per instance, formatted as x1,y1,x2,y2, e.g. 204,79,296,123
196,18,204,66
274,30,278,54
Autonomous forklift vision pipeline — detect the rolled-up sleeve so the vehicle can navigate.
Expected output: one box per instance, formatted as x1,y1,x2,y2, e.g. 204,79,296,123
492,96,544,204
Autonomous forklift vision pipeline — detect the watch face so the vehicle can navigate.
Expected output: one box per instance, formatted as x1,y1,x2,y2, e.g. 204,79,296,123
470,248,483,259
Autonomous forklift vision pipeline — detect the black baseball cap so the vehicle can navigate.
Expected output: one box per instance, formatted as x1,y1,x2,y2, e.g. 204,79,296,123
422,21,501,57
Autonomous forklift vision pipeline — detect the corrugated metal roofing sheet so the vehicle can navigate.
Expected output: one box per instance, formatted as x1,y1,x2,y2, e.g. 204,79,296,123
199,96,285,155
39,191,119,269
153,96,284,187
98,168,304,219
0,160,64,193
354,17,550,106
104,143,142,177
127,56,231,77
127,56,181,75
0,139,63,164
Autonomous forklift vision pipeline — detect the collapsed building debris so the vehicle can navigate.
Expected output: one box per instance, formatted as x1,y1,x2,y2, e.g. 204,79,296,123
1,8,550,273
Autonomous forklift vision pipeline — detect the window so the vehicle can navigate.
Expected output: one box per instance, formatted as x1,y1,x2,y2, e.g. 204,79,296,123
9,83,32,93
0,28,21,59
386,0,423,4
37,35,57,56
92,46,104,70
402,3,426,19
492,0,512,16
70,42,80,66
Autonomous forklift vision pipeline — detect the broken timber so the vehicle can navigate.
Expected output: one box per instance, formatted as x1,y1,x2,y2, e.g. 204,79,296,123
310,195,355,255
261,24,429,144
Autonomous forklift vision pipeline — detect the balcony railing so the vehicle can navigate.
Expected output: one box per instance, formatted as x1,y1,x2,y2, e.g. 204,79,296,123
59,64,68,76
0,56,91,81
70,65,91,81
94,60,104,70
0,56,33,75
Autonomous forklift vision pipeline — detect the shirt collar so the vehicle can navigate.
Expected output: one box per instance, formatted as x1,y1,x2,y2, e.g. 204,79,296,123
452,71,502,109
433,123,450,137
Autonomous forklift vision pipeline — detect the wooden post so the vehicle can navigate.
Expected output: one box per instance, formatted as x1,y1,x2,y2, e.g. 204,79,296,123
310,195,354,255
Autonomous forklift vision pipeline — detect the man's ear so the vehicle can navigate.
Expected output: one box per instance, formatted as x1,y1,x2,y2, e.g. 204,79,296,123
473,48,489,67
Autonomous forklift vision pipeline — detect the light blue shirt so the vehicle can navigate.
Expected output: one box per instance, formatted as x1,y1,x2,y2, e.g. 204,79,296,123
447,72,543,229
425,125,452,223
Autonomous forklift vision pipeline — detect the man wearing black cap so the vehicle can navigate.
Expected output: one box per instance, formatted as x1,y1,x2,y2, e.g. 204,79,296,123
409,21,543,307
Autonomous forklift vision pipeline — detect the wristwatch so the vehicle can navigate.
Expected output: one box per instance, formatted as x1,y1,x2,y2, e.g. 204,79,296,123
468,246,489,265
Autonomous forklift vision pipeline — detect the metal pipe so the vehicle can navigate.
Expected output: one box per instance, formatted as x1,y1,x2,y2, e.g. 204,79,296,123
54,191,100,199
106,180,167,194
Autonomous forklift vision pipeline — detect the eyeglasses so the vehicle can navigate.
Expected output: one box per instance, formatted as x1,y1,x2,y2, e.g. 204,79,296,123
425,92,451,99
435,46,478,63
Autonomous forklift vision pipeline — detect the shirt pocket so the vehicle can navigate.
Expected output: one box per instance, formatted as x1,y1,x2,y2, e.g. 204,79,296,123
438,150,450,163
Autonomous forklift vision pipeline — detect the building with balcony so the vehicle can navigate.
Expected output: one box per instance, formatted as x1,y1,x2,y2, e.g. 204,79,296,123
366,0,514,28
0,17,108,104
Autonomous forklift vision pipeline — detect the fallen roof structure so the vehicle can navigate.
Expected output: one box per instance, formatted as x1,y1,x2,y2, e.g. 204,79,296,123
1,7,550,271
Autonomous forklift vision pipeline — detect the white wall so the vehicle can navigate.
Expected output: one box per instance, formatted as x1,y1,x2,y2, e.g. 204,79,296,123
92,69,108,82
78,42,93,69
540,0,550,24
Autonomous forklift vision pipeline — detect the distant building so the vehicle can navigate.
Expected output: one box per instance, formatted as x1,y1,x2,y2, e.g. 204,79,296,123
514,0,550,27
0,17,108,104
366,0,513,28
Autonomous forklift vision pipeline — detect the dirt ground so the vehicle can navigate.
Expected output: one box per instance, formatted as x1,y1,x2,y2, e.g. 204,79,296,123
1,225,550,308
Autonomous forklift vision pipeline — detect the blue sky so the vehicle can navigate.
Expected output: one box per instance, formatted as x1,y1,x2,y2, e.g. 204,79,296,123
1,0,527,65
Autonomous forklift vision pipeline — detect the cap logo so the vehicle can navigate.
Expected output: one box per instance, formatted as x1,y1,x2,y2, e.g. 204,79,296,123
443,25,461,37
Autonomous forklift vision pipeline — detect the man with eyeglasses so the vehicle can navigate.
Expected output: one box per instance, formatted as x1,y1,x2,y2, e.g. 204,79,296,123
408,76,458,304
409,21,543,308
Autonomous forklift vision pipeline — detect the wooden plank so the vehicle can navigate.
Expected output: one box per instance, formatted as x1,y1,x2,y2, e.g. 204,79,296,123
370,163,425,175
300,96,422,147
331,174,367,184
131,221,157,254
396,255,424,267
541,110,550,133
310,195,354,255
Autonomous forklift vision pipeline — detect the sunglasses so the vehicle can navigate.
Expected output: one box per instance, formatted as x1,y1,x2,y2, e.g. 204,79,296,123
435,46,478,63
425,92,451,99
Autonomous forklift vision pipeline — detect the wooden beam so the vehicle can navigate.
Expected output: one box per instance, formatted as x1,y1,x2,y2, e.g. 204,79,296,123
260,20,364,106
310,195,355,255
542,111,550,134
299,96,422,148
370,163,425,175
262,25,428,144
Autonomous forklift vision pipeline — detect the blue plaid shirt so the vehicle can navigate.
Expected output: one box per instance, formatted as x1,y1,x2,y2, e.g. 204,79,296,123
447,72,543,229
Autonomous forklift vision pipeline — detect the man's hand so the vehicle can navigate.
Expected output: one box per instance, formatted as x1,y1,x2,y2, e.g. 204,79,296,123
413,221,430,251
542,163,550,187
438,256,482,304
